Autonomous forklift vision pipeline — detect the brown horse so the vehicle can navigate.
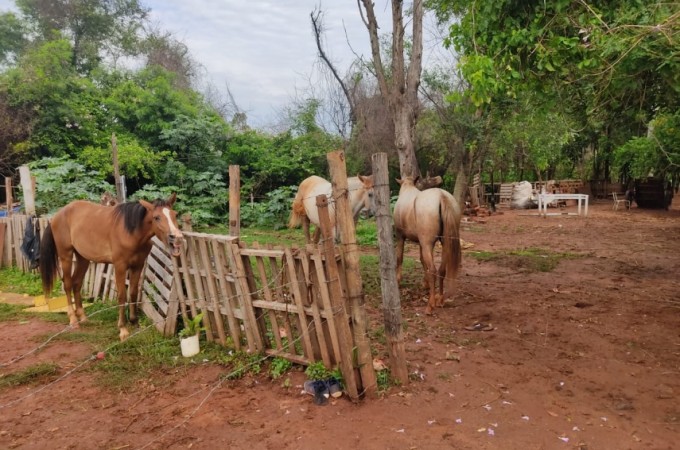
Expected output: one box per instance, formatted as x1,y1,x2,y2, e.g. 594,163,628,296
288,175,376,243
393,176,462,315
40,194,184,341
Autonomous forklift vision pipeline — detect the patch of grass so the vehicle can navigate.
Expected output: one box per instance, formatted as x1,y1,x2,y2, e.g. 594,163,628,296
0,302,63,323
355,219,377,246
468,247,582,272
361,254,420,298
268,357,293,379
0,267,62,296
198,225,304,247
0,362,59,389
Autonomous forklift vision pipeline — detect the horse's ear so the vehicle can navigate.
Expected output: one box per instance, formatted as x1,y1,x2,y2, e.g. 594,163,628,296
139,199,153,211
396,178,403,185
414,175,421,184
357,174,365,182
167,192,177,206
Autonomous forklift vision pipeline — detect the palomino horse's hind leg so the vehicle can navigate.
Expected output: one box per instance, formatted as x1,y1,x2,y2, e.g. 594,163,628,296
71,253,91,323
113,263,130,341
302,216,312,244
59,253,79,328
127,265,144,326
395,232,405,285
420,242,439,315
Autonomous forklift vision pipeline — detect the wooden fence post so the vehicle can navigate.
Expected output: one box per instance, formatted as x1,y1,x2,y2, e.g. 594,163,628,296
327,150,377,395
18,165,35,215
316,194,360,401
111,133,124,203
5,177,13,216
371,153,408,384
229,165,240,237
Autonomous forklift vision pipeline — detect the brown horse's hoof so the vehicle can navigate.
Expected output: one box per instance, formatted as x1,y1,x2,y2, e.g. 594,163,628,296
425,306,434,316
119,328,130,341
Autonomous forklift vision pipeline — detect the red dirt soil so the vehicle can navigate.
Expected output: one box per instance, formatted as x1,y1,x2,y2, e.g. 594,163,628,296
0,201,679,450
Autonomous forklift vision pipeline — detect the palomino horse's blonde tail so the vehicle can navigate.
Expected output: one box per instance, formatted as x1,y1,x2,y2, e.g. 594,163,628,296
288,190,307,229
440,196,462,298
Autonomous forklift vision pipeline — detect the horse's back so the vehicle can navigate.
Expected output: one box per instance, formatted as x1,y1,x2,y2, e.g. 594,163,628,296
395,188,458,242
299,176,333,224
50,200,118,262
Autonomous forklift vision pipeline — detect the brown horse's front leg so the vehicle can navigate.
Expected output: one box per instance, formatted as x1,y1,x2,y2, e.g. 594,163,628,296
114,264,130,341
59,255,78,328
127,266,144,326
71,254,91,323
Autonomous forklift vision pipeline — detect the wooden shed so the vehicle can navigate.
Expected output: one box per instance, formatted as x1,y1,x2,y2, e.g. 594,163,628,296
634,177,672,209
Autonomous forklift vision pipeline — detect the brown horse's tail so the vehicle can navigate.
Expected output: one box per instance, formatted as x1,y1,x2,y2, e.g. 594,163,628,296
39,223,58,296
440,195,462,299
288,189,307,229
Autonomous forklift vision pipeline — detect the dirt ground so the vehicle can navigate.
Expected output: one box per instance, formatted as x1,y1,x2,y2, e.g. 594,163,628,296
0,200,679,450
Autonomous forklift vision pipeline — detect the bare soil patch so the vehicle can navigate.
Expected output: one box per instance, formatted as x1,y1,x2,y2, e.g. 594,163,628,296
1,202,679,450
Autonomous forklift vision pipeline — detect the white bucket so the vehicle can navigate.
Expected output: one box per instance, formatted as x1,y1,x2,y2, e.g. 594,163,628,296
180,334,200,357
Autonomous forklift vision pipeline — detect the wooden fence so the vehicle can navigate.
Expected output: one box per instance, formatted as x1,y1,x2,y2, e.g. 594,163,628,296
0,213,372,397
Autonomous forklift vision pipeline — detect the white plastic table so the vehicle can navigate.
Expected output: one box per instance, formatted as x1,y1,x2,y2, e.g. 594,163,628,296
537,193,589,217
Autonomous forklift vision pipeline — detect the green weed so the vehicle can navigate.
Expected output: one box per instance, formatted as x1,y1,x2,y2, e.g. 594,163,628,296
0,362,59,389
468,247,581,272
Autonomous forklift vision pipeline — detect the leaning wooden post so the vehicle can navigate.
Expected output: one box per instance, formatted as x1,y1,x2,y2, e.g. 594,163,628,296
371,152,408,384
229,165,240,238
327,150,377,395
316,194,360,401
111,133,124,203
18,165,35,215
5,177,13,216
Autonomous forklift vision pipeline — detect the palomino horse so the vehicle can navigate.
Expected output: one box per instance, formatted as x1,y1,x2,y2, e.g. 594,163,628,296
40,194,184,341
393,176,462,315
288,175,376,243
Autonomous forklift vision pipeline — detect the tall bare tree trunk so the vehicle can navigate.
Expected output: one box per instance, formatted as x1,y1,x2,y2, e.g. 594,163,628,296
360,0,424,179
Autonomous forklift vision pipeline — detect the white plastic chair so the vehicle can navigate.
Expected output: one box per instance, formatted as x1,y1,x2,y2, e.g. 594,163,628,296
612,192,630,211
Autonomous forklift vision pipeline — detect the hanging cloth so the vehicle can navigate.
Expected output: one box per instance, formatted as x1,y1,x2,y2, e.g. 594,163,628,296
20,215,40,269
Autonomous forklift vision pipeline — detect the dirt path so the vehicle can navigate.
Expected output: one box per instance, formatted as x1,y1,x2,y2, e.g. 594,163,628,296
0,202,678,449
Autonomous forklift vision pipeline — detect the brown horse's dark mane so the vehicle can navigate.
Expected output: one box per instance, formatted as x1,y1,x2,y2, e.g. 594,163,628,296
113,198,171,234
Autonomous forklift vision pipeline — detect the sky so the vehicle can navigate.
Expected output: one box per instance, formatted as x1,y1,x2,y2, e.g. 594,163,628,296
0,1,450,129
144,1,395,128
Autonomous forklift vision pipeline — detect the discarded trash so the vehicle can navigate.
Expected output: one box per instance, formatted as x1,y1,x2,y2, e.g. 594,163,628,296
396,429,405,433
483,404,492,411
521,415,530,421
427,420,436,425
558,436,569,443
455,418,462,424
488,428,495,436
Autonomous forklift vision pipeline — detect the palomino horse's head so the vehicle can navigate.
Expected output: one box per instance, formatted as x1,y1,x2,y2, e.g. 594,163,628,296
139,193,184,257
355,174,377,217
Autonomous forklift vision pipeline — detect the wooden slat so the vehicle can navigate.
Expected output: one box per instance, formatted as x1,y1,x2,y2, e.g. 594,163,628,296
311,248,342,364
283,247,314,359
299,249,331,366
185,236,215,342
197,237,227,345
210,238,242,350
226,242,262,352
252,242,283,352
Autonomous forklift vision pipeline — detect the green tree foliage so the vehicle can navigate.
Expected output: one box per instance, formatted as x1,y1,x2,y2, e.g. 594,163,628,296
16,0,148,73
431,0,680,182
28,156,113,213
0,12,27,66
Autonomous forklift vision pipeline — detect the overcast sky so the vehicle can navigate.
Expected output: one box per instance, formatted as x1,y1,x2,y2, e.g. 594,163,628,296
1,1,450,129
144,1,397,128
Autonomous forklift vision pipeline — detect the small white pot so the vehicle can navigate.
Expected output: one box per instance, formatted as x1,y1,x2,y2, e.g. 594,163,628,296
180,333,200,357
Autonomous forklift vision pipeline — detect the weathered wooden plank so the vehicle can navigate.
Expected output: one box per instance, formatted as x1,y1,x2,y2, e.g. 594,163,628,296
283,247,314,360
252,242,283,352
226,242,262,352
210,238,242,350
197,237,227,345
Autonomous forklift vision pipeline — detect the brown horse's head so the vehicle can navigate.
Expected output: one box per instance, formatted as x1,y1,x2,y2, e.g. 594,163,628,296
139,193,184,257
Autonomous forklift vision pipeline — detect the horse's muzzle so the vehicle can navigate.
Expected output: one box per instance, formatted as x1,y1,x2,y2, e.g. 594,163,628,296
168,234,185,257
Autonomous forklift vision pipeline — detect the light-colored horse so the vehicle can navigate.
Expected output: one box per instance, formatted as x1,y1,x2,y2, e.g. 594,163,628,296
393,176,462,315
289,175,376,243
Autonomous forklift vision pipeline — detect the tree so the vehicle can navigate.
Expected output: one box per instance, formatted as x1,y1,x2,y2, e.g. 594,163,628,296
431,0,680,181
360,0,425,178
0,12,27,66
15,0,148,73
